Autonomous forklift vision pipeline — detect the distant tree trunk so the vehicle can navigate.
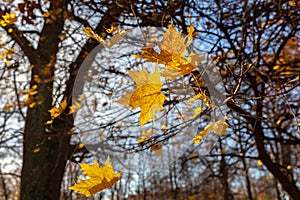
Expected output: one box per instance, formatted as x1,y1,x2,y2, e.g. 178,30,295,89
218,139,233,200
241,157,253,200
251,79,300,200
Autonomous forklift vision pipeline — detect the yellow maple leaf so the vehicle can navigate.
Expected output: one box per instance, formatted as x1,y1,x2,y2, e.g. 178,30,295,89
193,134,203,144
191,106,202,119
85,27,130,48
158,24,194,57
118,66,166,126
127,66,161,87
137,136,148,144
70,156,122,197
105,24,117,33
132,24,196,79
129,84,165,126
193,116,229,144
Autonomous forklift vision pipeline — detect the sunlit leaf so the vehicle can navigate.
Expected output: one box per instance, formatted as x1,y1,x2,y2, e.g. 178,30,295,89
3,103,13,111
137,137,148,144
189,106,202,120
0,12,17,27
32,147,40,153
48,98,67,119
158,24,194,57
68,100,82,115
70,156,122,197
118,66,165,126
129,83,165,126
132,24,197,79
193,116,229,144
85,27,130,48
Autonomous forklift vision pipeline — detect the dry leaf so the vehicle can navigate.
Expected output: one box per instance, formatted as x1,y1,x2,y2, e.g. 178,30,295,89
193,116,229,143
85,27,130,48
118,66,165,126
70,156,122,197
132,24,196,79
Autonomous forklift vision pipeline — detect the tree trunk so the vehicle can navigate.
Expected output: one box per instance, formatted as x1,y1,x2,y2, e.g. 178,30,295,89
20,1,69,199
20,1,126,199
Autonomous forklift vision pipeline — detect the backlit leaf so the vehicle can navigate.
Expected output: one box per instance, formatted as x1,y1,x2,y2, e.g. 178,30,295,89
70,157,122,197
0,12,17,27
85,27,130,48
48,98,67,119
132,24,197,79
193,116,229,143
118,66,166,126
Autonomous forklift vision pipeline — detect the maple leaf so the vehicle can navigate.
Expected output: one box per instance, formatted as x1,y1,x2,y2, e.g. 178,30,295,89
130,83,165,126
158,24,194,57
70,156,122,197
85,27,130,48
193,116,229,143
118,66,165,126
132,24,197,79
188,92,211,107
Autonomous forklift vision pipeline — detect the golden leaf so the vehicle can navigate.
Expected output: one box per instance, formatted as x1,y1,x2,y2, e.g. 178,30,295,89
137,137,148,144
85,27,130,48
129,83,165,126
132,24,196,79
3,48,14,58
208,192,215,199
70,156,122,197
188,194,197,200
48,98,67,119
158,24,194,57
45,120,53,125
0,13,17,27
78,143,85,149
193,116,229,144
127,66,161,87
193,134,203,144
68,100,82,114
188,92,211,107
105,24,117,33
116,92,132,107
33,75,41,83
32,147,40,153
189,107,202,120
3,103,13,111
78,94,85,101
118,66,165,126
257,160,263,166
